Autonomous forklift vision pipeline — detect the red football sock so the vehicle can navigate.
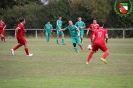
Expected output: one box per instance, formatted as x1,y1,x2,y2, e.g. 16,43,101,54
3,37,5,42
25,48,29,55
1,37,3,41
13,44,22,51
102,51,109,59
87,51,94,62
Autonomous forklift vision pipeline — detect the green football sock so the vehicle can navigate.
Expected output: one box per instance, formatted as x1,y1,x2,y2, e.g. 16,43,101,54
62,38,65,44
74,47,78,52
56,38,58,44
46,35,48,41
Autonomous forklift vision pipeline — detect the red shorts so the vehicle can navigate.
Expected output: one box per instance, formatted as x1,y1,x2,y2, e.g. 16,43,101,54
2,30,5,34
92,43,108,52
0,30,3,35
17,37,27,45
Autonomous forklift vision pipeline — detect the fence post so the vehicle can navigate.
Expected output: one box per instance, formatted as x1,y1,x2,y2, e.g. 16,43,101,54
123,28,125,39
35,29,37,39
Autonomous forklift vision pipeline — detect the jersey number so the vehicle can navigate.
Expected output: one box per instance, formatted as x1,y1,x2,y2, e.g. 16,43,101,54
98,32,102,37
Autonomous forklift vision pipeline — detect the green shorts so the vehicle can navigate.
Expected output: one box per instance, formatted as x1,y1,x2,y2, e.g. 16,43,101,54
45,31,51,36
56,31,64,36
80,30,84,37
71,37,81,44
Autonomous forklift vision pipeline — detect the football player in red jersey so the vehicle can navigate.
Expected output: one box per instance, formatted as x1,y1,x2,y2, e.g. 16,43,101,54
86,21,109,64
0,20,6,42
11,18,33,56
86,19,99,43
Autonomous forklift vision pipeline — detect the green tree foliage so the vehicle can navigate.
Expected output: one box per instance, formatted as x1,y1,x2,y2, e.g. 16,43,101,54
70,0,111,23
1,0,133,37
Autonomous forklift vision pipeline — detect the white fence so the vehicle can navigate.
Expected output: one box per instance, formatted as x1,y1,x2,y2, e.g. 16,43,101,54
5,28,133,39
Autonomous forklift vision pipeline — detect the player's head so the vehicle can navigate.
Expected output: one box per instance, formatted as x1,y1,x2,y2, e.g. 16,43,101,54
78,17,82,21
0,19,2,23
20,18,25,24
93,19,97,24
59,16,62,20
99,21,104,27
47,21,50,24
68,20,73,26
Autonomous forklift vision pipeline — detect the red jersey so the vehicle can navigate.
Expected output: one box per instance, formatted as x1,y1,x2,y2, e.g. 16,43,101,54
17,23,25,38
93,27,108,44
88,23,99,34
0,22,6,30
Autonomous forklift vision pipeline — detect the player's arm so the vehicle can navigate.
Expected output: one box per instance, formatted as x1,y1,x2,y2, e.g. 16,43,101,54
43,25,46,32
105,29,108,43
80,22,86,28
76,27,80,36
50,25,53,32
58,28,66,32
86,28,90,35
15,27,20,37
86,25,91,35
3,23,6,30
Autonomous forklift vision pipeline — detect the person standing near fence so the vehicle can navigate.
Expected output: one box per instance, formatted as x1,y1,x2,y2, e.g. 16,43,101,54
44,21,53,42
86,21,109,64
11,18,33,56
56,16,65,45
75,17,86,44
0,20,6,42
86,19,99,43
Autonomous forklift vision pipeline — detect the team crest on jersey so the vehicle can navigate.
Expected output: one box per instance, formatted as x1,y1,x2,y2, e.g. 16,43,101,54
114,0,133,17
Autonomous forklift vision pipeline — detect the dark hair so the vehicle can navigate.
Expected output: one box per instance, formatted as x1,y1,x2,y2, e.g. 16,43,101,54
20,18,25,22
93,18,97,21
99,21,104,27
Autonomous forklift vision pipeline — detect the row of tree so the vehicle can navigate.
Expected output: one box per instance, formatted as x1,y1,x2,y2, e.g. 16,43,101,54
0,0,133,37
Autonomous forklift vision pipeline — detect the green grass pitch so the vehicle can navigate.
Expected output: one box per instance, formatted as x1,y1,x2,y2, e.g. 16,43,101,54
0,38,133,88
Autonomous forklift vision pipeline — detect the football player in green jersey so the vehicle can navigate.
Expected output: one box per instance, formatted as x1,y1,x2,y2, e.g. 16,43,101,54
44,21,53,42
59,20,84,53
75,17,86,44
56,16,65,45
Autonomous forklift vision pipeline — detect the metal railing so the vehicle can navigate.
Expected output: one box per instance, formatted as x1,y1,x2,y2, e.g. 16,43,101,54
5,28,133,39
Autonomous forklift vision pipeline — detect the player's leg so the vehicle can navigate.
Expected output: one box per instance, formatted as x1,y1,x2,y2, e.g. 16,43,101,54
46,31,49,42
48,32,50,41
11,43,22,55
56,31,59,44
102,50,109,59
86,44,98,64
80,31,84,44
0,31,3,42
77,37,84,50
100,44,109,64
22,38,33,56
61,31,65,45
0,34,2,42
1,30,6,42
86,51,95,64
71,37,79,53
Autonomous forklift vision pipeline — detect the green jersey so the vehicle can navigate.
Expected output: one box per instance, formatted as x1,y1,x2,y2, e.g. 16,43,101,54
75,21,85,31
66,25,79,37
56,20,62,30
45,23,53,32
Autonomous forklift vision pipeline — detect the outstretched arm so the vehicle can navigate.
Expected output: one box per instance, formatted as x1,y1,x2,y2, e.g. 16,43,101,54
58,28,66,32
105,34,108,43
86,28,90,35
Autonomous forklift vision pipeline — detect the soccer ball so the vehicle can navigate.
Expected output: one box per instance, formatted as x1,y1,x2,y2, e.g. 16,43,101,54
87,44,92,50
